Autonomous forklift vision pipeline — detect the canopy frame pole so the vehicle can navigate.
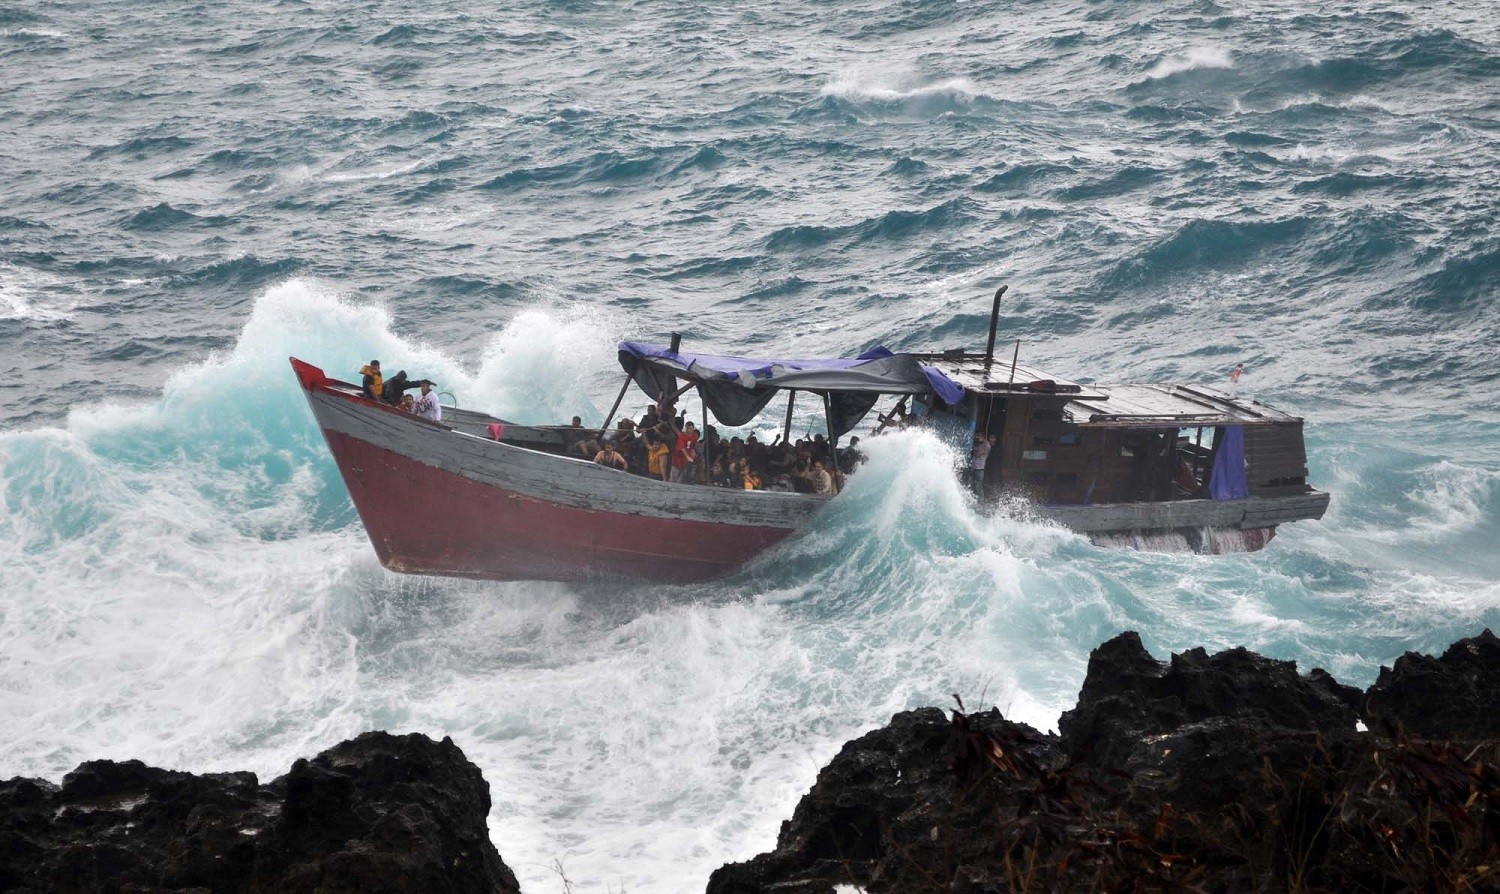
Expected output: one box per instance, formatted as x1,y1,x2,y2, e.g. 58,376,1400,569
700,394,710,484
782,389,796,443
651,379,696,419
823,392,841,481
670,380,695,402
1007,339,1021,389
599,374,632,437
984,285,1008,368
873,395,908,436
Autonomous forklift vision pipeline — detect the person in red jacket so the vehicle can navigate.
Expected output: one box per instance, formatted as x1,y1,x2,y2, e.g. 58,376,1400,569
670,421,700,484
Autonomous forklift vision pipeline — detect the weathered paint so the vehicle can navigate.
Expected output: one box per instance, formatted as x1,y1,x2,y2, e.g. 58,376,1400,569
322,428,798,582
303,384,824,582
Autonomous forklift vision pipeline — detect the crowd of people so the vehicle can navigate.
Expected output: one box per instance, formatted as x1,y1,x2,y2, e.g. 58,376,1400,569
359,360,442,422
568,401,864,494
357,360,867,493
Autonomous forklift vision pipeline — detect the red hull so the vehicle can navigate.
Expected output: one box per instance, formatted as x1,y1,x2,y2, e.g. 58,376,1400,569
323,429,796,583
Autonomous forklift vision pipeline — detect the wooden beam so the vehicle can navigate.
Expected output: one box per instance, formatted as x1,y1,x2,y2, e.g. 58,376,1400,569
599,375,632,436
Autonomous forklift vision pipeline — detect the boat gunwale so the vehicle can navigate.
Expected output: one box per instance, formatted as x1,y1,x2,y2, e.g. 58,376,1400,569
302,380,832,522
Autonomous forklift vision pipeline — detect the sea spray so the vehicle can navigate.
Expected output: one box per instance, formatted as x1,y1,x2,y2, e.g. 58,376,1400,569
1144,46,1234,80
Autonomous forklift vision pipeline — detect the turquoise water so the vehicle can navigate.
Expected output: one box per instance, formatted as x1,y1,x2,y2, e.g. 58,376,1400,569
1,1,1497,889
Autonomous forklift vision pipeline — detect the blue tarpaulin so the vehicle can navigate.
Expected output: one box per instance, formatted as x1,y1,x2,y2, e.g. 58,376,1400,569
617,342,965,404
1208,425,1250,500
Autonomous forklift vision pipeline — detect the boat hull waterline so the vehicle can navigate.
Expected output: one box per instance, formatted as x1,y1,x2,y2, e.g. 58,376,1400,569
293,359,1329,582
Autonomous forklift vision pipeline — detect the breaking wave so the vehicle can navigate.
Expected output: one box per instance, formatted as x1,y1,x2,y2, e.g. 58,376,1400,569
821,69,983,101
1143,46,1234,79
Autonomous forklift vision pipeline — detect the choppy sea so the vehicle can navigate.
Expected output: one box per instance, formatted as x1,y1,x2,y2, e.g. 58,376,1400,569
2,0,1497,889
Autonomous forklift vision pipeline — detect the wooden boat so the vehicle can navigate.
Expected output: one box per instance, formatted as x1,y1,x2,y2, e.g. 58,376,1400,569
291,298,1328,582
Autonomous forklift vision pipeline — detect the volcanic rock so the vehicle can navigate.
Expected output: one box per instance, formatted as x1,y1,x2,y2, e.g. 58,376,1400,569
1363,628,1500,739
706,706,1063,894
1058,632,1362,768
709,632,1500,893
1057,632,1363,812
0,731,520,894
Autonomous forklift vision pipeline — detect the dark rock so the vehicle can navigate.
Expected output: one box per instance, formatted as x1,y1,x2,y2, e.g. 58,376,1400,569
1056,632,1362,815
1059,632,1362,770
1364,628,1500,739
0,731,520,894
710,633,1500,893
707,707,1063,894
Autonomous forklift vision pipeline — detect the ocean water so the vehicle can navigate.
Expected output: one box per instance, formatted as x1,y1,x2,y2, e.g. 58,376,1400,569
2,0,1498,889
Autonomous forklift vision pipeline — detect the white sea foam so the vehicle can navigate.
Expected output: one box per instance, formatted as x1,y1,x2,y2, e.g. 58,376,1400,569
324,156,437,183
1319,457,1494,552
0,263,76,322
469,305,620,424
1144,46,1234,79
1,27,68,39
821,65,982,101
1405,460,1494,536
275,165,317,187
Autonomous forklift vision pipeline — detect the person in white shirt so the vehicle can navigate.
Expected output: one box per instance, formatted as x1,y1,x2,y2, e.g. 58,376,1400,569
809,461,834,495
412,381,442,422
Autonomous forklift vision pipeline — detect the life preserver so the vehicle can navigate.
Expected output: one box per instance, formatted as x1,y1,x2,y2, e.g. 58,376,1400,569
359,365,383,401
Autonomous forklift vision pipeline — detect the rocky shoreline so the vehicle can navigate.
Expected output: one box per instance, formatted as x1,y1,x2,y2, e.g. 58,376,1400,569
0,731,519,894
710,629,1499,893
4,631,1496,893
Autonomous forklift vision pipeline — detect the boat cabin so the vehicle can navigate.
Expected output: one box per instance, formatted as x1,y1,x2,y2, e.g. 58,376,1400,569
912,352,1312,507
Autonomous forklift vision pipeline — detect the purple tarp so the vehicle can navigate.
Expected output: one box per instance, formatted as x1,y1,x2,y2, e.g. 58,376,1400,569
617,341,966,405
1208,425,1250,500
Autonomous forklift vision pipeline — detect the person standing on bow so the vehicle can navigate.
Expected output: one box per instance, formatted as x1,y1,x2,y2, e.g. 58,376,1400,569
360,360,382,401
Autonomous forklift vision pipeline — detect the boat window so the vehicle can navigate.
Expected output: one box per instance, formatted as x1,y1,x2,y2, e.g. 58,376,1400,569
1032,434,1052,446
1023,449,1047,461
1059,432,1081,446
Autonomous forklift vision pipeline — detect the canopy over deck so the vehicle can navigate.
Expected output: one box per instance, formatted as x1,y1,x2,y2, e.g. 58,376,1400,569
618,341,965,430
618,342,963,399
